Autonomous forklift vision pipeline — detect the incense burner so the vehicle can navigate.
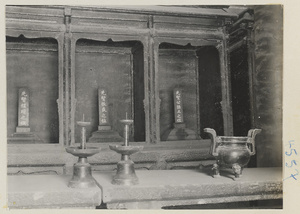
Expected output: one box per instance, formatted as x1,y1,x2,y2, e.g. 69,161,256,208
204,128,261,180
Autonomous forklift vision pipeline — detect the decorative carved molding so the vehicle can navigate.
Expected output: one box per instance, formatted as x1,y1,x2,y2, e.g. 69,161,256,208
75,45,132,54
6,42,58,52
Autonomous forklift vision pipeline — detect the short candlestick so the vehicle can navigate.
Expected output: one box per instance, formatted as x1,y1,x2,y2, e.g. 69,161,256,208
65,116,101,188
109,115,143,185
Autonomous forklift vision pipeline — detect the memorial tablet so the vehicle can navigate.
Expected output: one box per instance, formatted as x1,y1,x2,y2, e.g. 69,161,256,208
8,88,43,143
99,89,109,127
88,88,123,142
161,88,199,141
17,88,30,132
174,89,184,124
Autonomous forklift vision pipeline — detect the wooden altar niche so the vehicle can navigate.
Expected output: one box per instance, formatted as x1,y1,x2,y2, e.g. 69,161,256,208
6,37,61,144
5,6,65,145
74,39,145,142
158,43,224,140
5,5,255,167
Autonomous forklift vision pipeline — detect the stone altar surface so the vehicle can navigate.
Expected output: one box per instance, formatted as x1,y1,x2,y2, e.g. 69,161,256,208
93,167,282,209
7,167,282,209
7,174,102,209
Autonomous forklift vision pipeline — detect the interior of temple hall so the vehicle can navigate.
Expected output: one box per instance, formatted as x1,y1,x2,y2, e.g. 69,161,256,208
5,5,283,209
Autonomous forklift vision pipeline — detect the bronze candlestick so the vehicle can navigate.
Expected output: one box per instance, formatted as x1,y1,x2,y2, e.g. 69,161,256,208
109,115,143,185
66,115,101,188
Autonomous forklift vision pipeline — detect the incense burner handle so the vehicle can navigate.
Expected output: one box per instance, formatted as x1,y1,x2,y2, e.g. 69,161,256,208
247,129,262,155
204,128,218,157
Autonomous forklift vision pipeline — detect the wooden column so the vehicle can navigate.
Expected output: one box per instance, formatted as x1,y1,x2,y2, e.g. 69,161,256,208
69,36,78,145
195,54,201,137
217,31,234,136
147,15,160,144
247,25,256,128
153,41,161,143
148,33,156,143
56,33,65,146
143,39,151,144
63,7,72,146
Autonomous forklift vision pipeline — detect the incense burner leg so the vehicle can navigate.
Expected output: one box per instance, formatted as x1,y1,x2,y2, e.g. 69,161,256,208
212,163,220,178
232,163,242,180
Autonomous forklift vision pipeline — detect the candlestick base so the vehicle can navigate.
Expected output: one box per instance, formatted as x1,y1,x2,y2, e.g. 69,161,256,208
112,159,139,186
68,157,97,188
66,146,100,188
109,145,143,186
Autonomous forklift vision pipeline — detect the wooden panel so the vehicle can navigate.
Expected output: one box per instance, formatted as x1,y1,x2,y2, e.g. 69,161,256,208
6,6,64,24
72,9,149,21
71,9,148,29
6,6,64,16
78,5,241,18
6,40,59,143
75,45,133,142
154,23,220,32
158,49,198,138
72,18,148,29
154,15,223,27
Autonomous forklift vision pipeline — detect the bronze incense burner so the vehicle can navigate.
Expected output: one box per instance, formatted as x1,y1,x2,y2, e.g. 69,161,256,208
204,128,261,180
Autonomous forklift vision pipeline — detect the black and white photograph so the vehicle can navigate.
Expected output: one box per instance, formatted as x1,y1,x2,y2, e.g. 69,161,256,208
0,0,299,213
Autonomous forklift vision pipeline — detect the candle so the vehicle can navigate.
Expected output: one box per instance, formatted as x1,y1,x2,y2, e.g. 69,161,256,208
126,112,127,119
83,114,85,122
81,126,86,149
124,124,129,146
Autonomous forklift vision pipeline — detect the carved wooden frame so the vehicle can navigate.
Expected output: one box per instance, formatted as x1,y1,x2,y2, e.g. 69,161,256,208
5,6,255,172
6,22,66,146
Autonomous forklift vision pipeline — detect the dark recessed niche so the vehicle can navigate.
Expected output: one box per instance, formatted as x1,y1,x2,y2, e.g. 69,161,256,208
158,43,223,140
75,39,145,142
197,46,224,137
6,36,59,143
230,44,251,136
